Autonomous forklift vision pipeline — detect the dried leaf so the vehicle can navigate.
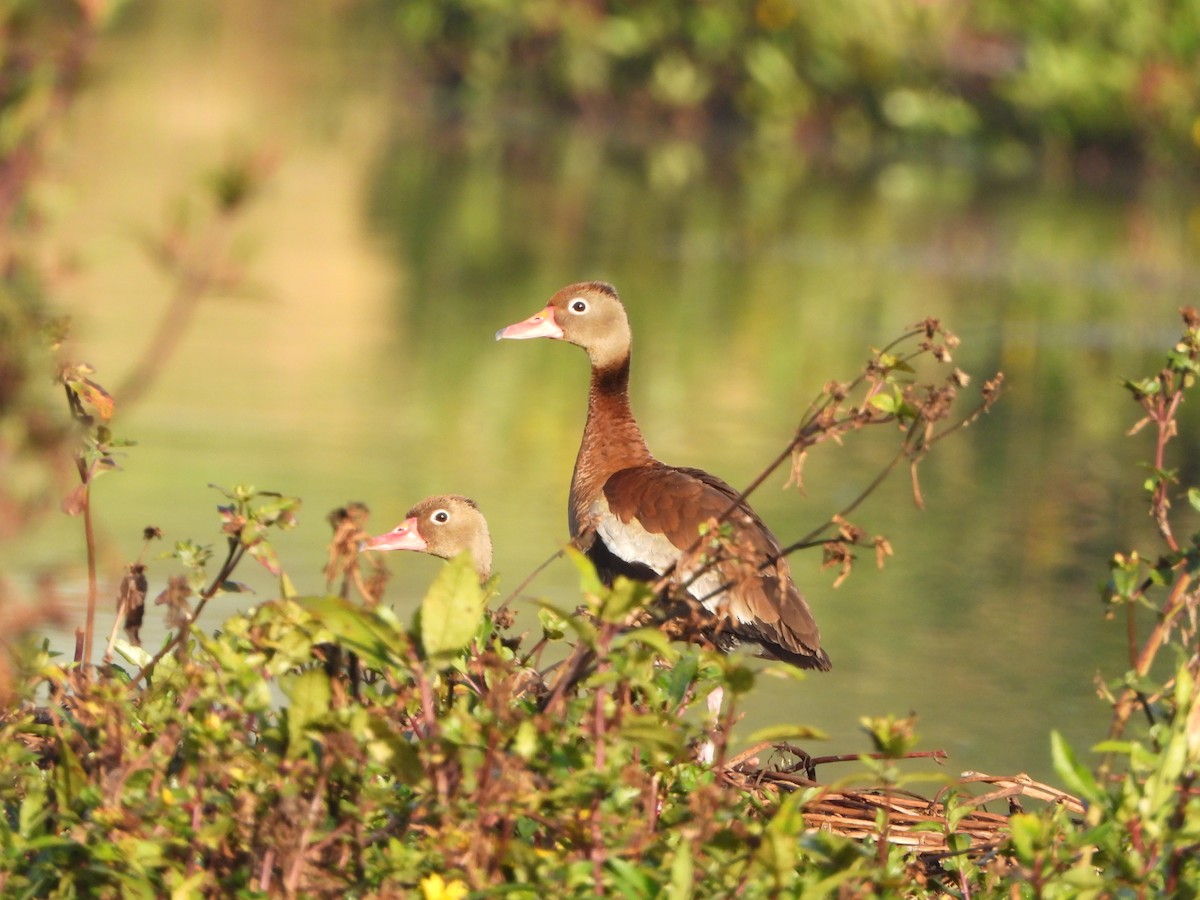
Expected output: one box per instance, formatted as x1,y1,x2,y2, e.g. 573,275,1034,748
155,575,194,629
874,536,893,569
218,504,247,535
117,563,149,645
73,377,116,422
784,447,807,492
247,540,282,576
910,460,925,510
822,541,854,589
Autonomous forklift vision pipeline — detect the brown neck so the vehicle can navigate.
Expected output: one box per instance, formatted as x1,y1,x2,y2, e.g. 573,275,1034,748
470,538,493,582
569,355,653,537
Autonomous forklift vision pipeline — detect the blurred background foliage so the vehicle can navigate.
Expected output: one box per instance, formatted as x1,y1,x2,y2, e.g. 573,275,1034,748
371,0,1200,174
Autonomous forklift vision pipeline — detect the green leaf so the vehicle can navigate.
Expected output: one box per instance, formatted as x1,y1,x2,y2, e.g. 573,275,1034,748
599,576,653,623
620,715,686,756
661,653,699,707
1122,376,1160,397
723,663,756,695
1007,812,1043,863
869,393,898,414
364,715,422,782
280,668,331,756
667,837,694,900
513,720,539,761
861,713,919,757
208,483,240,501
278,570,298,599
1089,739,1134,755
420,551,486,664
1167,348,1200,374
1058,865,1106,890
756,791,802,883
251,494,301,529
171,540,212,572
535,600,597,644
170,872,210,900
564,545,606,599
606,858,656,897
538,606,567,639
295,595,404,670
18,775,48,837
1189,487,1200,513
1050,730,1101,805
247,539,282,576
112,638,153,669
612,626,675,658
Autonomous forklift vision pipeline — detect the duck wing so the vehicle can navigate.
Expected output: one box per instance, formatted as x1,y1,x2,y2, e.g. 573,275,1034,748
587,463,830,670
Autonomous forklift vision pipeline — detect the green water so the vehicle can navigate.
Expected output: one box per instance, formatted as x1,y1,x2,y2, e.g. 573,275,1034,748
6,3,1200,786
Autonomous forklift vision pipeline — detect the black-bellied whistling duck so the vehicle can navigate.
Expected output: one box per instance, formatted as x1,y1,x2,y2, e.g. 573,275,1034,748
496,282,830,671
363,494,493,581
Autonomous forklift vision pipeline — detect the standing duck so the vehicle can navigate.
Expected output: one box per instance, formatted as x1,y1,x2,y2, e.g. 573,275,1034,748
363,494,493,581
496,282,830,671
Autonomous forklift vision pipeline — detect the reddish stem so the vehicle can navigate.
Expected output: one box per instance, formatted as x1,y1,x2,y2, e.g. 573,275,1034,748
81,486,97,669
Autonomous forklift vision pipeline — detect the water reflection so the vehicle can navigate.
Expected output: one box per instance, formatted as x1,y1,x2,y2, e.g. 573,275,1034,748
9,5,1200,786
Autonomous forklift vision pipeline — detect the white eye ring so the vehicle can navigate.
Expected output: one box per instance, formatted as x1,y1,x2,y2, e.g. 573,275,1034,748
569,298,588,314
431,509,450,524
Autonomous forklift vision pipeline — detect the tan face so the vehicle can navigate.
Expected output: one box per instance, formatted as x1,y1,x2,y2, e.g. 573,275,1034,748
363,494,492,576
496,281,633,369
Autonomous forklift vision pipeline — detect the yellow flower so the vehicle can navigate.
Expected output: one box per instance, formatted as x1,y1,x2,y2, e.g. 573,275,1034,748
420,872,469,900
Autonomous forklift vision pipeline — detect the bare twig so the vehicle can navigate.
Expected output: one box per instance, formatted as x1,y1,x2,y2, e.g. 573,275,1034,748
651,328,1002,602
498,548,565,615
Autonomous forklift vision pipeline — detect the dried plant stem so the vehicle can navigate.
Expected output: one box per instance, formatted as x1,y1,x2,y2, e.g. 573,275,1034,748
64,379,100,669
694,332,924,542
1108,571,1194,743
284,760,330,896
102,592,126,665
655,332,998,598
793,438,911,550
540,641,595,715
80,487,97,667
1150,392,1185,554
686,416,952,608
498,548,563,614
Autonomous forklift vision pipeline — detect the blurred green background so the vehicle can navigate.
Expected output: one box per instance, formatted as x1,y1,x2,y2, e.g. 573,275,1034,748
3,0,1200,782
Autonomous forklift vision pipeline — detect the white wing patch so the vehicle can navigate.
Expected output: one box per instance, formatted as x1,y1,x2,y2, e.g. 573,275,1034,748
590,495,732,616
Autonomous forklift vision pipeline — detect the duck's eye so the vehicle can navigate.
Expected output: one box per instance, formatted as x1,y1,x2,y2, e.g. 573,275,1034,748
569,298,588,314
431,510,450,524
